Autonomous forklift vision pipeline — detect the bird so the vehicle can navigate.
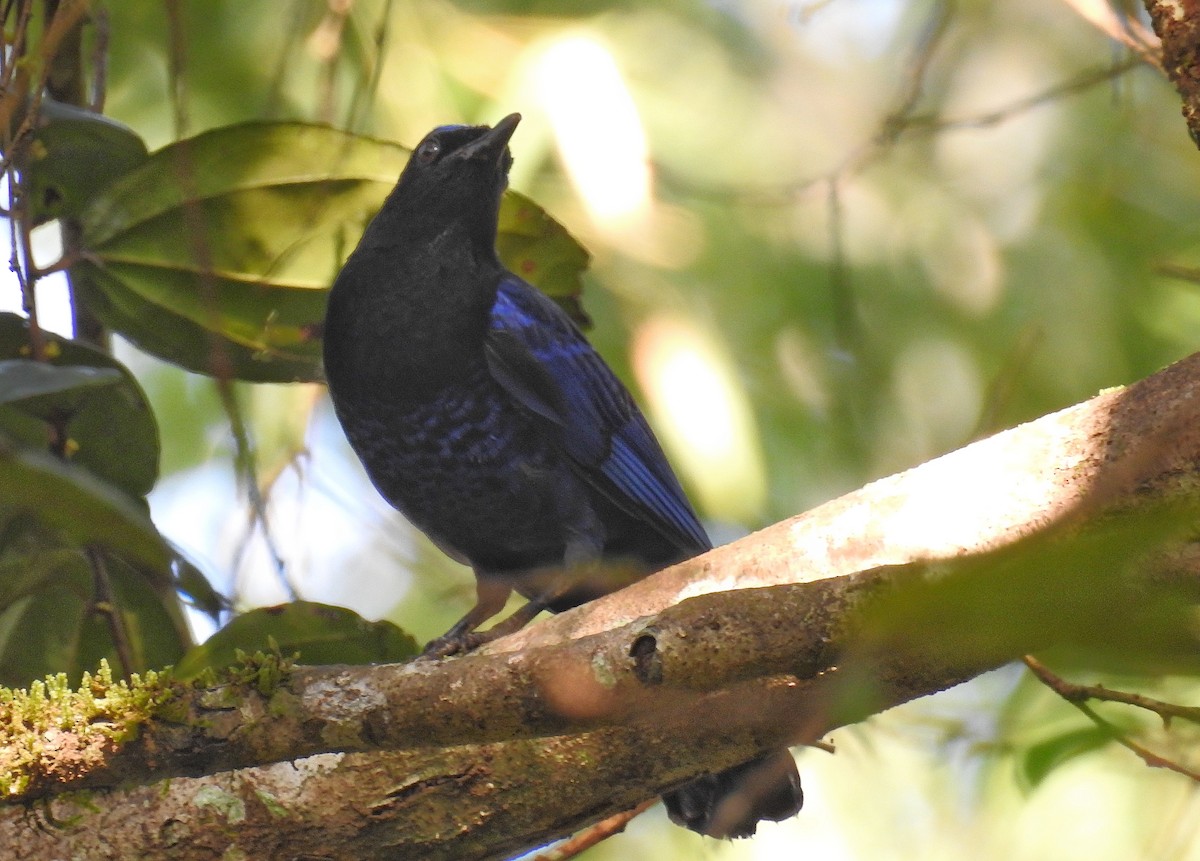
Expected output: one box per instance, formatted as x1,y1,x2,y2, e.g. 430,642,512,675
322,112,802,838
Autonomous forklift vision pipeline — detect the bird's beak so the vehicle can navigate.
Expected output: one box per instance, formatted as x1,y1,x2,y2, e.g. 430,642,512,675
455,113,521,164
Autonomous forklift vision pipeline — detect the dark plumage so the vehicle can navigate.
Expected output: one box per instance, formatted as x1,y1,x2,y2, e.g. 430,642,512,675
322,113,802,838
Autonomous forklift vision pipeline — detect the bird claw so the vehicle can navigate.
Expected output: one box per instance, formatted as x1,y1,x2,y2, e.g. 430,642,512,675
419,631,488,659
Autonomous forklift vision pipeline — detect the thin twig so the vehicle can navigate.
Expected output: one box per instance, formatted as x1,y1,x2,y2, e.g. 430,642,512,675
90,4,109,112
1023,655,1200,726
1023,656,1200,782
905,54,1146,134
164,0,189,138
658,55,1144,207
12,174,45,361
875,0,955,148
531,799,657,861
85,546,136,681
1057,0,1161,69
166,133,300,602
345,0,394,132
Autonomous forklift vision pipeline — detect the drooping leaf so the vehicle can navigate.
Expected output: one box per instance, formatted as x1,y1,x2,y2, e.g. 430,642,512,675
20,101,150,224
73,121,591,381
0,435,172,573
70,264,318,383
0,313,160,498
173,601,419,679
173,553,227,622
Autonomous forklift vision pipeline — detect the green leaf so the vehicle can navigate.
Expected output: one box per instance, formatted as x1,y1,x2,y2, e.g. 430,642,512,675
0,435,172,573
174,553,226,621
0,546,79,611
834,501,1200,725
0,360,122,408
0,313,160,498
497,191,592,327
75,121,591,381
70,264,318,383
20,101,150,224
0,550,188,686
173,601,419,679
1018,725,1112,789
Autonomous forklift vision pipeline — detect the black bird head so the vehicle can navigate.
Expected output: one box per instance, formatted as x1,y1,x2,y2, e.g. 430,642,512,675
377,113,521,254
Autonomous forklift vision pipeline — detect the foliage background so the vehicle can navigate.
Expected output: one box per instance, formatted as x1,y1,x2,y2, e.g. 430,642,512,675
6,0,1200,858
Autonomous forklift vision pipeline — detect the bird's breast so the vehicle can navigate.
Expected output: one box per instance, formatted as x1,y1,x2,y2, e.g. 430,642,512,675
333,362,583,572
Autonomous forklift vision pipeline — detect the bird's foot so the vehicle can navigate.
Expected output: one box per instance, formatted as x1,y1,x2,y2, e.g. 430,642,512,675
420,599,547,659
419,630,490,659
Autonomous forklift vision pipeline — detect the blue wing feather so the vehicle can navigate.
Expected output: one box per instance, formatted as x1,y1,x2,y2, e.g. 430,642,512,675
487,274,710,554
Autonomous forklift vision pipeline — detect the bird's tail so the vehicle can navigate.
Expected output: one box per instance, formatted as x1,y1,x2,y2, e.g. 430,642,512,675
662,749,803,839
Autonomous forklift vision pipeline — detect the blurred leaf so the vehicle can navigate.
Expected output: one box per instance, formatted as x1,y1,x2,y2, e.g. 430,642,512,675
20,101,149,224
1018,725,1113,790
73,122,591,381
497,191,592,327
0,550,188,686
0,313,160,498
173,601,419,679
835,501,1200,725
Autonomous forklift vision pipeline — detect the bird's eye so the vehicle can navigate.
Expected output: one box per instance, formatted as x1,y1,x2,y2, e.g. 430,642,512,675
415,138,441,165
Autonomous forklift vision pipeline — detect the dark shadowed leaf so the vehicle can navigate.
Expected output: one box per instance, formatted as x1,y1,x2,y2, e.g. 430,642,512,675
173,553,227,621
0,546,78,611
173,601,419,678
0,313,160,498
0,549,188,686
73,122,591,381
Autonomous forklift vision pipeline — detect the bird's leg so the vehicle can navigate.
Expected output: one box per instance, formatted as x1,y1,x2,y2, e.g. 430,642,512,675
472,579,570,641
424,505,604,658
421,577,512,658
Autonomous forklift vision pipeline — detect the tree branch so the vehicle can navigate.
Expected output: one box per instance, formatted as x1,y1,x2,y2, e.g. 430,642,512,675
5,348,1200,859
1145,0,1200,144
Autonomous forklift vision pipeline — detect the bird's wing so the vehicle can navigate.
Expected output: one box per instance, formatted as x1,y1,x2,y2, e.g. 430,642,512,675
486,274,710,553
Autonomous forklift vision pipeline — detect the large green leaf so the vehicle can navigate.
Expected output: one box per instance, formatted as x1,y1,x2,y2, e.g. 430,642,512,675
73,121,591,382
173,601,419,679
0,313,160,499
71,264,318,383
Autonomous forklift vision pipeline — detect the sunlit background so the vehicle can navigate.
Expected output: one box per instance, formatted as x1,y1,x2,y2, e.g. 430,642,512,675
10,0,1200,857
